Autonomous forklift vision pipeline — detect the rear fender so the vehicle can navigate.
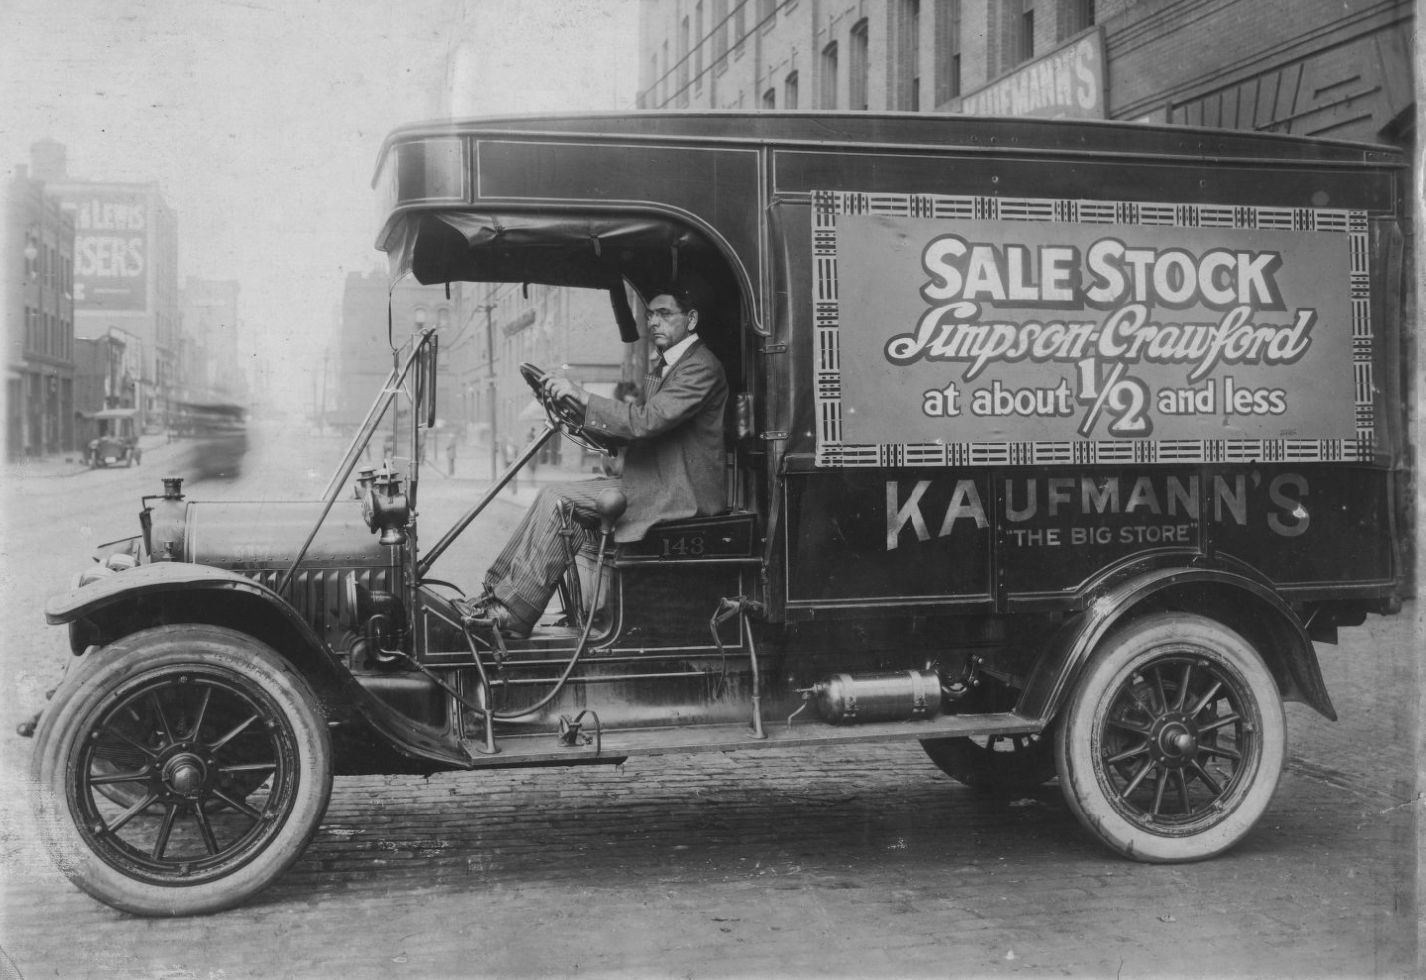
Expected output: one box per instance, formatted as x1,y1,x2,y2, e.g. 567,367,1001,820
1017,563,1335,725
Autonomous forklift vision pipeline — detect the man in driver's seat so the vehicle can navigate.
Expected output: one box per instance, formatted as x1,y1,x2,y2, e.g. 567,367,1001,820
462,284,728,637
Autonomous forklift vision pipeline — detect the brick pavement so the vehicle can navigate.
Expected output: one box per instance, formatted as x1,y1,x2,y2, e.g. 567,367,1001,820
0,612,1417,979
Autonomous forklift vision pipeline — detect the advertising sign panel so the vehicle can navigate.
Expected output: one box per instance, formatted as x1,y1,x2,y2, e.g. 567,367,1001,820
812,191,1373,467
67,190,149,312
785,461,1390,605
958,30,1105,120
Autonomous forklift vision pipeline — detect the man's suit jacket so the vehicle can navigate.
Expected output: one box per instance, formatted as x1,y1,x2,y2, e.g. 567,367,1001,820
582,338,728,543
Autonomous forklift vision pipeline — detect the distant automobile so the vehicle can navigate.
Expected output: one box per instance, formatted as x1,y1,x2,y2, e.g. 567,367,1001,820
82,408,141,468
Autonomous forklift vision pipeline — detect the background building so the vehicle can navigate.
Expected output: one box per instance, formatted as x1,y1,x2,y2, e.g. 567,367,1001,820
330,271,462,434
3,163,76,460
30,139,181,434
179,278,247,406
636,0,1413,150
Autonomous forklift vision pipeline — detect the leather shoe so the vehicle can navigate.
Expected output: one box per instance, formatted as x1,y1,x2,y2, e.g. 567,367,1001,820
456,595,532,638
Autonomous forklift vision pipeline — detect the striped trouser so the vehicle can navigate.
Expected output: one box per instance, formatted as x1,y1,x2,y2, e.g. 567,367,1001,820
483,478,622,630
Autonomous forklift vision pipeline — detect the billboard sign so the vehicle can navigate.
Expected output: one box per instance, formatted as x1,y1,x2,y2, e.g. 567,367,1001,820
67,190,149,312
812,191,1373,466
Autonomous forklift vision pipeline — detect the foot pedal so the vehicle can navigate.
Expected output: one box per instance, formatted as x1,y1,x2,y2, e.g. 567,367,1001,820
556,710,602,753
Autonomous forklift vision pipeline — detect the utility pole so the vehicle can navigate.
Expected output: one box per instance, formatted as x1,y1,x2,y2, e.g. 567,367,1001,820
475,302,498,482
319,348,329,431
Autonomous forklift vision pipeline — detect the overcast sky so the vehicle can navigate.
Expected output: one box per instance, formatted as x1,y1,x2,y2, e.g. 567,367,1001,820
1,0,641,409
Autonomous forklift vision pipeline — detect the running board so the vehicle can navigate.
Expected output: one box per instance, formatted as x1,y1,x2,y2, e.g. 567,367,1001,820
457,711,1040,768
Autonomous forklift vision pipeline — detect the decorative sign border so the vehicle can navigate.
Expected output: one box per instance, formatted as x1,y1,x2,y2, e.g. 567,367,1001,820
812,191,1374,468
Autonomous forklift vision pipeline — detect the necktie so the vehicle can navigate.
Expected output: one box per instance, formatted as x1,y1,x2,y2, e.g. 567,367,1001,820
643,352,665,402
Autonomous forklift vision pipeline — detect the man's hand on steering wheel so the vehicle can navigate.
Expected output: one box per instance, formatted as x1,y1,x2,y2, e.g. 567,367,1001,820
543,373,589,413
519,362,618,455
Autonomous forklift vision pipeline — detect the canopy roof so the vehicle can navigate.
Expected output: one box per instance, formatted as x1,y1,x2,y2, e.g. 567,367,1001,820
396,211,714,296
374,111,1405,344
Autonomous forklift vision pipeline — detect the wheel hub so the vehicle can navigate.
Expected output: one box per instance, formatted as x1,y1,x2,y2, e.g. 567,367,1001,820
1152,717,1199,767
161,751,210,798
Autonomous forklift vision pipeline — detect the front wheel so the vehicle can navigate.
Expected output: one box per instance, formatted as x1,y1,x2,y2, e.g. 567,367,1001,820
1055,613,1286,863
30,625,333,915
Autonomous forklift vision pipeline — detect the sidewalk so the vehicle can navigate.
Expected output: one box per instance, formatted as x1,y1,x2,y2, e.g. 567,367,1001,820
1,432,182,481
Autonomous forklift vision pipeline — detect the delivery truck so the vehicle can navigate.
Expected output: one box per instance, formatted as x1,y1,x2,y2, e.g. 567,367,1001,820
30,112,1411,914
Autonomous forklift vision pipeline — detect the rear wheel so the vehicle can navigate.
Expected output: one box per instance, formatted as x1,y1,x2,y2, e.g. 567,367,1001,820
922,730,1055,791
1055,613,1286,862
31,625,332,915
921,681,1055,791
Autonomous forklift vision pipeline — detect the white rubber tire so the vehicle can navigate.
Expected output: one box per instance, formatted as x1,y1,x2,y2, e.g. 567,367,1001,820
30,625,332,915
1055,612,1286,863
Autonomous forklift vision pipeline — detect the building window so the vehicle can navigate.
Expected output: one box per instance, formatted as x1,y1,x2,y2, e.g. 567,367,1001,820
1017,0,1035,65
710,0,724,67
821,40,839,108
849,18,869,110
757,0,775,31
679,15,690,96
936,0,961,103
662,40,670,103
694,3,704,88
762,86,776,109
785,70,799,109
1062,0,1094,38
713,0,728,63
896,0,921,111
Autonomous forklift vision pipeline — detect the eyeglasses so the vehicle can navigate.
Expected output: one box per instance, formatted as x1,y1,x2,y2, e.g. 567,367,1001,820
645,307,687,322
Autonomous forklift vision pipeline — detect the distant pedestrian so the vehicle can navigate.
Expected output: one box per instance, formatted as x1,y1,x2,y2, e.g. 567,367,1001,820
446,436,456,476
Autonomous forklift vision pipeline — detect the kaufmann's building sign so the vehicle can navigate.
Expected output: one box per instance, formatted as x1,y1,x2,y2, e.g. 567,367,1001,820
812,190,1374,466
68,190,149,312
958,30,1104,119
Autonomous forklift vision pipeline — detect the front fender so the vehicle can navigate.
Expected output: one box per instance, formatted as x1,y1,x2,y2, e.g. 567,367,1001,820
47,561,312,631
1018,564,1335,724
47,561,343,689
45,561,472,774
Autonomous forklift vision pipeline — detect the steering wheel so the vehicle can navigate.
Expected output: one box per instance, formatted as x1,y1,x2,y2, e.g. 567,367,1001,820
519,362,618,455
